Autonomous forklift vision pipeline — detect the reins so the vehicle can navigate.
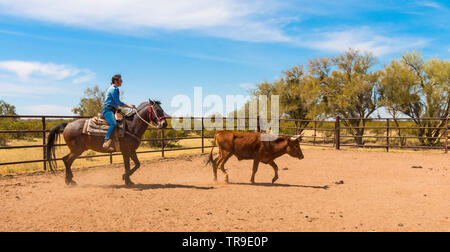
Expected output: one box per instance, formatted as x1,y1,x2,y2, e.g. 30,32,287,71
132,102,165,129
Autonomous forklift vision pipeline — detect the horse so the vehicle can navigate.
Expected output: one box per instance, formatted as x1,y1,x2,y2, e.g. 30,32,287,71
46,100,168,186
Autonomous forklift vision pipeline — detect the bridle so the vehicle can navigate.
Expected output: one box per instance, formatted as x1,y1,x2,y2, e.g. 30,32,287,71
133,101,166,128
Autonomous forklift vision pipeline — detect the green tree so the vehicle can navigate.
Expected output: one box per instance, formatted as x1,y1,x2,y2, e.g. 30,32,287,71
379,52,449,145
250,65,323,134
0,100,16,115
312,49,381,145
379,59,418,146
0,100,17,146
72,86,106,116
141,128,187,148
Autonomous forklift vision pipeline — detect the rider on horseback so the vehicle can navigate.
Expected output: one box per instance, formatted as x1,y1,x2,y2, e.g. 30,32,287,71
102,74,136,151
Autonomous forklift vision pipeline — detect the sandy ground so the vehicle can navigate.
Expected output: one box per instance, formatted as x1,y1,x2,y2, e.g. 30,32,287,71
0,149,448,232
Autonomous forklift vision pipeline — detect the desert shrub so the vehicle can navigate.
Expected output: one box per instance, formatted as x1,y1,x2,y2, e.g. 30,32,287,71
85,150,97,161
0,136,6,146
141,128,189,148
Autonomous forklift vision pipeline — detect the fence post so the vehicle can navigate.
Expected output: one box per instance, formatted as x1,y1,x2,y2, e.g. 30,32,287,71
335,116,340,150
313,120,317,145
446,117,448,154
278,117,281,136
257,115,260,132
201,117,204,154
386,119,390,152
161,128,165,158
42,117,46,171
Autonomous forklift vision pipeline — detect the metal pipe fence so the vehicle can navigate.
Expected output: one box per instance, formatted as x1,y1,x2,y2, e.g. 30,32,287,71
0,115,448,170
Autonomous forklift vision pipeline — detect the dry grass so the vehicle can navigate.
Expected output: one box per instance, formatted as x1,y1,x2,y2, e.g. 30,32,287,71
0,138,209,175
0,133,446,176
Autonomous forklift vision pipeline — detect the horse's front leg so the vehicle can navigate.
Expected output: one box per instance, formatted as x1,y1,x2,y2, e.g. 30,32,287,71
122,153,134,186
128,150,141,177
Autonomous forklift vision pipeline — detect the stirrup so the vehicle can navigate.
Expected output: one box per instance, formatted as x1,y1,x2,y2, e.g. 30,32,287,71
103,139,115,152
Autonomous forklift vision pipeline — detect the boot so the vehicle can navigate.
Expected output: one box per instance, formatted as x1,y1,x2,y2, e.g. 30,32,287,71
103,139,115,152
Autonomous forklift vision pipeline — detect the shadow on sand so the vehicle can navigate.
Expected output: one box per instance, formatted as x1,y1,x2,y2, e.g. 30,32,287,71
229,182,329,190
81,183,215,191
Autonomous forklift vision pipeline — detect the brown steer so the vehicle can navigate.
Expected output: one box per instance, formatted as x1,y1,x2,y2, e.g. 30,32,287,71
207,130,304,184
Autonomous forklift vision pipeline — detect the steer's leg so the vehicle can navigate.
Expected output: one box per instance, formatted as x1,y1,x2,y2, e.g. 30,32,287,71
250,159,260,184
212,150,222,182
218,151,232,183
269,161,279,184
212,156,220,181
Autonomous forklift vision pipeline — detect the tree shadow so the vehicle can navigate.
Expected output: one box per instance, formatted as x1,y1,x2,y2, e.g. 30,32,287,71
82,183,215,191
229,182,329,190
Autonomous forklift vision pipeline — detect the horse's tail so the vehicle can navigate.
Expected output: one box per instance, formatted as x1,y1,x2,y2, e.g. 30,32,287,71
46,123,67,174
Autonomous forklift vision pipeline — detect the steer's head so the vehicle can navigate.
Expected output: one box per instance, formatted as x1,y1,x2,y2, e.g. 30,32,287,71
286,135,304,160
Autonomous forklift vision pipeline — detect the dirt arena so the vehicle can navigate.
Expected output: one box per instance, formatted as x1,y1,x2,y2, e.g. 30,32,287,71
0,148,448,232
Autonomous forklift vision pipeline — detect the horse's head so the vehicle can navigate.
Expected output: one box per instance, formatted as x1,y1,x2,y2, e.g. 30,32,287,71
148,99,168,129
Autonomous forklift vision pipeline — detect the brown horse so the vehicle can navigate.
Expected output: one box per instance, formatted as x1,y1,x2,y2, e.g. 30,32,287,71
46,100,168,186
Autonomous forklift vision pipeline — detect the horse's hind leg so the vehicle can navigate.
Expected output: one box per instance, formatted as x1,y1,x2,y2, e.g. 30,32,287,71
62,152,80,186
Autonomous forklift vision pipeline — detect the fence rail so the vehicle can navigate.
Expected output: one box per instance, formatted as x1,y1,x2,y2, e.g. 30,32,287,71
0,115,448,170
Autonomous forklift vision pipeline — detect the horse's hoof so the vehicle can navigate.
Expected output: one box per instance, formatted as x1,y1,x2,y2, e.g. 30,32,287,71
65,180,77,186
123,175,134,186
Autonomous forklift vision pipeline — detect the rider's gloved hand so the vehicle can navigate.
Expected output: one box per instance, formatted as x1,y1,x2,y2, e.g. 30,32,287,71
126,104,137,110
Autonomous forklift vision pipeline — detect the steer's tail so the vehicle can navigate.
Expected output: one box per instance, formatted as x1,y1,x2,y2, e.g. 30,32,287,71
205,134,220,178
205,134,220,181
46,123,67,174
205,135,216,167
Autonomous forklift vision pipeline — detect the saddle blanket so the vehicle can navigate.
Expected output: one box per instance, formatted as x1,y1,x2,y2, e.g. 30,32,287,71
82,116,125,138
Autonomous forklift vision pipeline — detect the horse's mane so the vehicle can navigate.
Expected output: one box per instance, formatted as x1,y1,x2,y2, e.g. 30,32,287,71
125,100,162,120
137,100,161,110
137,101,149,111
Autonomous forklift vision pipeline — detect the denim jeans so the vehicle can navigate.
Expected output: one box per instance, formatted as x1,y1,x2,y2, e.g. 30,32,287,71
101,106,117,140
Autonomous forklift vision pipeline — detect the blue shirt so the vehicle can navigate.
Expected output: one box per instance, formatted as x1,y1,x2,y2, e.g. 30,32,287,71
103,85,125,109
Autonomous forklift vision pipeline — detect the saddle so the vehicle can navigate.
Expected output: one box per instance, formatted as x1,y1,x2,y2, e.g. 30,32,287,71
82,112,125,152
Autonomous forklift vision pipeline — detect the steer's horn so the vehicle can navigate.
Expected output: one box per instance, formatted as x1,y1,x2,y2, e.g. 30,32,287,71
290,135,301,141
266,128,274,135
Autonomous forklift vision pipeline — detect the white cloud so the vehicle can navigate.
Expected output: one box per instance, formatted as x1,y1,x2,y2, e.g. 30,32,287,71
0,1,432,54
416,1,445,9
0,60,95,101
0,60,95,83
73,71,96,84
0,60,79,81
0,0,288,43
239,83,255,89
22,104,74,115
0,82,65,97
296,27,429,56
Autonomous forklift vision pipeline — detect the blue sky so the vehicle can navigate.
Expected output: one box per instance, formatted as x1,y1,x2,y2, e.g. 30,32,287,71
0,0,448,116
